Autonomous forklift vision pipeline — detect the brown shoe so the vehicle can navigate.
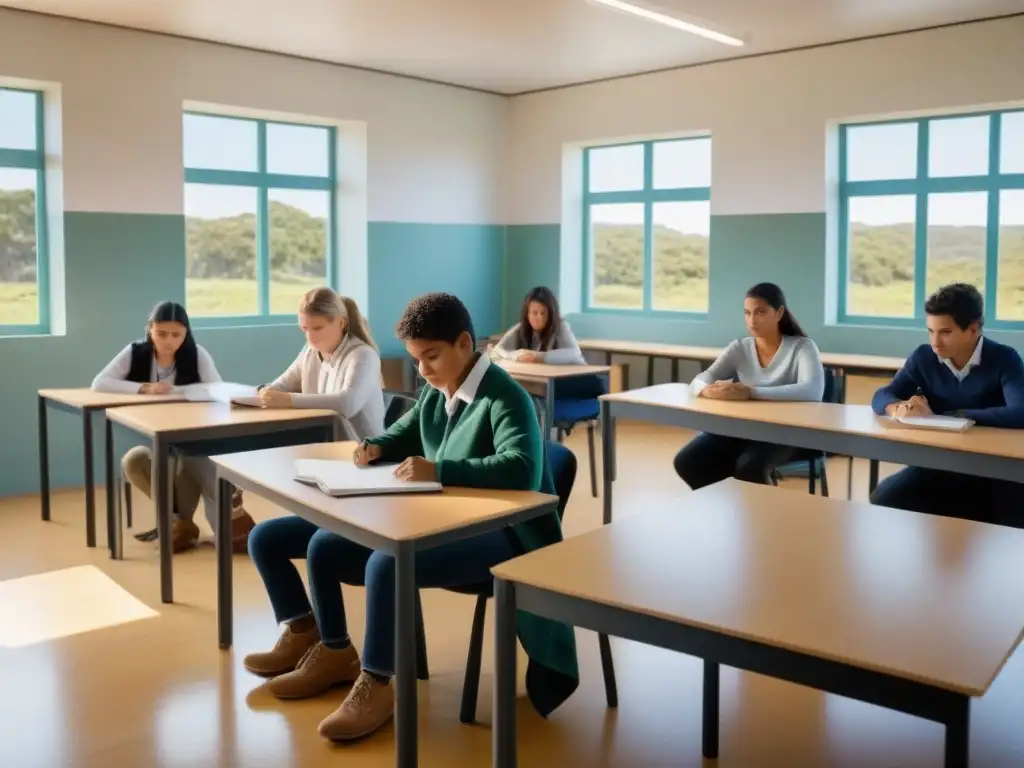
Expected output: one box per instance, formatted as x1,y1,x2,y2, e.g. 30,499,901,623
267,642,361,700
231,511,256,554
318,671,395,741
243,622,321,678
171,518,200,553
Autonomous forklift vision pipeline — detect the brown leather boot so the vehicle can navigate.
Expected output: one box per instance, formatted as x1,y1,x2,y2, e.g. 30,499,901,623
318,672,395,741
171,518,200,553
231,511,256,554
267,642,361,700
243,622,320,678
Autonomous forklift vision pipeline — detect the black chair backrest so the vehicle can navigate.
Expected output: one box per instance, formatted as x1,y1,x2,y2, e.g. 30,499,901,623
384,391,417,429
821,367,841,405
546,440,578,522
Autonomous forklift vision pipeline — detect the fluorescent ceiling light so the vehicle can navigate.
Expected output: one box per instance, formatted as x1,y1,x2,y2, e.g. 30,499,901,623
590,0,744,46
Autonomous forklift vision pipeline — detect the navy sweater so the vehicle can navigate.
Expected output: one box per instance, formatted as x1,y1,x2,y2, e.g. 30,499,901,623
871,338,1024,428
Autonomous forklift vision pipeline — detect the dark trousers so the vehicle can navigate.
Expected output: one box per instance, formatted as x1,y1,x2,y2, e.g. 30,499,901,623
870,467,1023,527
248,516,516,676
674,433,797,490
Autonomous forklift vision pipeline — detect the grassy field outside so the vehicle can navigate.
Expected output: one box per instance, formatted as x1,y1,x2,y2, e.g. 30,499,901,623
592,281,709,313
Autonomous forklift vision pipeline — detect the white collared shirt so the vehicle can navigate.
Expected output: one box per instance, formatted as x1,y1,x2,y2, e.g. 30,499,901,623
442,352,491,417
938,337,983,382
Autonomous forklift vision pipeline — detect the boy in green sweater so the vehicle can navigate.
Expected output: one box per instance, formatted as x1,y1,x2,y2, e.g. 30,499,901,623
243,292,578,743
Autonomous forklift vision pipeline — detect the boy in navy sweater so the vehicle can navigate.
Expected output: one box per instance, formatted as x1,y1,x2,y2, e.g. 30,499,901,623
870,283,1024,523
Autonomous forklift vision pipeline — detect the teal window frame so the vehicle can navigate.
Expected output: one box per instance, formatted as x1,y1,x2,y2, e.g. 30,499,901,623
837,108,1024,330
0,87,49,336
183,111,338,328
581,137,711,318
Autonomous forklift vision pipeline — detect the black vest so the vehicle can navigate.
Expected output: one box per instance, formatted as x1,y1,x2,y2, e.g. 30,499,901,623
126,340,201,386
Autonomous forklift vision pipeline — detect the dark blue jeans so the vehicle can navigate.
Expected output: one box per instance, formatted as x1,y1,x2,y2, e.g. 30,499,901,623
673,433,796,490
248,516,516,676
870,466,1022,526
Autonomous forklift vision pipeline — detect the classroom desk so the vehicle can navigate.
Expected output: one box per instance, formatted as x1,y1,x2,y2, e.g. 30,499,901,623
211,441,559,768
37,388,187,549
578,338,905,400
106,402,338,602
491,480,1024,768
495,361,612,436
599,383,1024,524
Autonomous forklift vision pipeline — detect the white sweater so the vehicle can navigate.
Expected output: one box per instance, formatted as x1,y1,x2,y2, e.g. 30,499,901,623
690,336,825,402
91,343,222,394
264,334,386,442
490,320,586,365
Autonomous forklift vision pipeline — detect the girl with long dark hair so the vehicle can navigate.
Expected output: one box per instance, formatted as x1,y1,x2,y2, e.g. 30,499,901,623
91,300,255,553
673,283,825,489
490,286,585,365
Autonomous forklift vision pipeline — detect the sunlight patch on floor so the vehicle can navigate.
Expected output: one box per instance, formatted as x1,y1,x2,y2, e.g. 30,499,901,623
0,565,158,648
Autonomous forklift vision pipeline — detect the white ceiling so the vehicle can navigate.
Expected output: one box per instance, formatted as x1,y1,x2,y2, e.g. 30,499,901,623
2,0,1023,94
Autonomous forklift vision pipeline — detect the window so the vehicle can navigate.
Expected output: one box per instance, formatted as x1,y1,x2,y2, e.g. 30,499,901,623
838,109,1024,325
183,113,337,322
0,87,48,334
583,137,711,314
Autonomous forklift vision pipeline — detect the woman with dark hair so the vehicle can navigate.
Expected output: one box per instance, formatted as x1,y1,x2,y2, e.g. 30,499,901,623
490,286,586,365
673,283,825,490
91,300,255,553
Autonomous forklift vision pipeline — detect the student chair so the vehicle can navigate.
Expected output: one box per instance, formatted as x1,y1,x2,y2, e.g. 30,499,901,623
770,367,841,496
383,390,418,428
414,440,618,724
551,373,608,498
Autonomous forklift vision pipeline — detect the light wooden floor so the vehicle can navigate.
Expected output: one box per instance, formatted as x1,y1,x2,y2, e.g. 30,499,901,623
1,381,1022,767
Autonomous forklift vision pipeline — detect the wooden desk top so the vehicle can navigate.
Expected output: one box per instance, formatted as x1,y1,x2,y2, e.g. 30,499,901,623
493,480,1024,695
577,339,905,374
105,402,337,438
212,442,557,543
38,388,186,410
602,383,1024,460
497,361,612,380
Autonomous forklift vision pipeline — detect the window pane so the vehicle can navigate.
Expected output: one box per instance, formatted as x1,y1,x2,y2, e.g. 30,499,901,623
653,138,711,189
183,114,258,172
0,169,39,325
846,195,916,318
590,203,643,309
1001,111,1024,174
652,201,709,312
185,184,259,316
0,89,37,151
269,189,329,314
587,144,644,193
996,190,1024,321
928,116,989,178
925,192,986,298
846,123,917,181
267,123,330,177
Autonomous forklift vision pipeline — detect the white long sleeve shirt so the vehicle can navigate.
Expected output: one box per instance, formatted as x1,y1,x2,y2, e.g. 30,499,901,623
690,336,825,402
490,320,586,365
91,343,222,394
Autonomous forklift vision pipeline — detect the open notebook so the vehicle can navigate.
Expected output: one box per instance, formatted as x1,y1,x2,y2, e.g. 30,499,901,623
294,459,443,498
179,382,262,407
884,414,975,433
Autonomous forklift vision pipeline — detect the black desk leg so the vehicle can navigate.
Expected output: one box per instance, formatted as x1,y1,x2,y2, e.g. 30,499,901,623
394,542,419,766
105,417,115,556
493,578,517,768
647,356,654,387
868,460,880,494
83,410,96,547
217,477,235,649
39,396,50,522
153,437,173,604
671,358,679,383
702,660,720,760
944,695,970,768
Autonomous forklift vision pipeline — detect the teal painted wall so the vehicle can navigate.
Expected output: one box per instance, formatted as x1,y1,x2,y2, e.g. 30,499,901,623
1,214,503,497
507,216,1024,355
368,222,504,356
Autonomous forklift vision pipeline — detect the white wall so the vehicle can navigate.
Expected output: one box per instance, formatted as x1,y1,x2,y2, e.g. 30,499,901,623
507,16,1024,223
0,9,508,224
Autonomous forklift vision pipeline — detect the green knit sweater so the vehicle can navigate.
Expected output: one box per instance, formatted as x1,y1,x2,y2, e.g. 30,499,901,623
365,362,579,716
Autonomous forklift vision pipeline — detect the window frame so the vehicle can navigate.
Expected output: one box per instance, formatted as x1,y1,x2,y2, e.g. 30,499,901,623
0,86,49,336
581,136,711,317
837,108,1024,329
183,111,338,327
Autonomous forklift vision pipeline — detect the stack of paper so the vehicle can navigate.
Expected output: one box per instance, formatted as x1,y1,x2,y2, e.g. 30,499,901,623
886,414,974,433
179,382,262,407
294,459,443,498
